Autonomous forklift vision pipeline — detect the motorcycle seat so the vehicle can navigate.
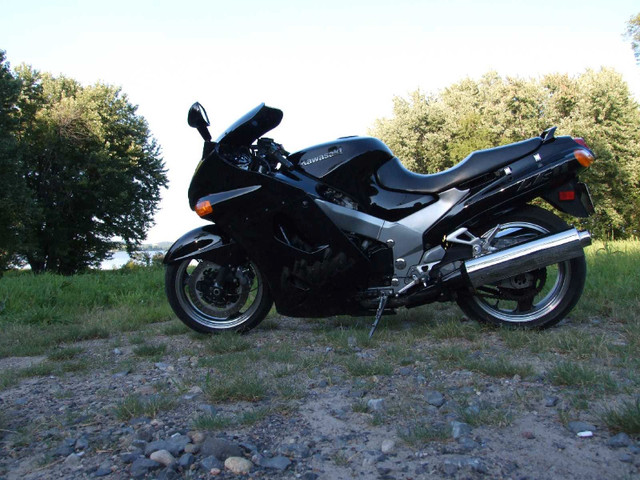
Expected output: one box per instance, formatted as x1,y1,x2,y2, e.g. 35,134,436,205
376,137,542,194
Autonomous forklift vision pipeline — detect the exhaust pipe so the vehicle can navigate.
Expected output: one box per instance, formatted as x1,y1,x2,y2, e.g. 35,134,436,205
445,228,591,289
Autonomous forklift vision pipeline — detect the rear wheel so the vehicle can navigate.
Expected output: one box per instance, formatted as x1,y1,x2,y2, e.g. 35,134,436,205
165,257,272,333
455,206,586,329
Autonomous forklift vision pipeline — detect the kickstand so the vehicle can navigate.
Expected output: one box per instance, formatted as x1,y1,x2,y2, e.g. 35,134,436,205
369,294,389,338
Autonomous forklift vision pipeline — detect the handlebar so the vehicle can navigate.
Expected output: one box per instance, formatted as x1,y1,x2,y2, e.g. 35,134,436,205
257,138,293,170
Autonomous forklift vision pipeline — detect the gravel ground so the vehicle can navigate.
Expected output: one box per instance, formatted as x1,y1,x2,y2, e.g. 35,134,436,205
1,315,639,479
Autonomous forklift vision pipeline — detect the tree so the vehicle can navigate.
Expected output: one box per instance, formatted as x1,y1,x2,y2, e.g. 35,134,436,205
7,63,168,274
626,13,640,63
0,51,26,273
370,70,640,239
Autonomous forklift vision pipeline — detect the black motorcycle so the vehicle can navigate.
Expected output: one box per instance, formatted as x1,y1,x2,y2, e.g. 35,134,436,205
164,102,595,335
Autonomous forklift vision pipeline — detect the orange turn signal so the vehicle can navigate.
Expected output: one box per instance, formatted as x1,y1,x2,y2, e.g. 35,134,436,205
574,149,595,168
195,200,213,217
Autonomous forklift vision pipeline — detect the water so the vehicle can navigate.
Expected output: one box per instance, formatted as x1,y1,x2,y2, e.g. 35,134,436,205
100,250,164,270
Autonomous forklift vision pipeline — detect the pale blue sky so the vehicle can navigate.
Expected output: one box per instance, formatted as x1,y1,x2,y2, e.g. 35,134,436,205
3,0,639,242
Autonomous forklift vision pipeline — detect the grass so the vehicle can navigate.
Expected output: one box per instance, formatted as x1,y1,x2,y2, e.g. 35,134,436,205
205,332,252,354
574,240,640,321
133,343,167,359
1,240,639,448
399,423,449,445
0,267,172,358
465,356,535,379
114,394,176,420
340,357,394,377
193,407,273,430
47,346,85,361
600,399,640,435
457,401,513,427
548,361,618,393
203,373,268,402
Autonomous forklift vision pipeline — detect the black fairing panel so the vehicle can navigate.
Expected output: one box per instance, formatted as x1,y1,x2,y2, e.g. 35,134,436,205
187,147,374,317
163,224,243,265
217,103,283,146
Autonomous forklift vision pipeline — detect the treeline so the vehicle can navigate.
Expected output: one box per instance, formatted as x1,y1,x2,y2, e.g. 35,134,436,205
371,69,640,239
0,50,167,274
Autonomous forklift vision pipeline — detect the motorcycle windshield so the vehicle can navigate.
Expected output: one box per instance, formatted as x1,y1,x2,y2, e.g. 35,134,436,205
216,103,283,146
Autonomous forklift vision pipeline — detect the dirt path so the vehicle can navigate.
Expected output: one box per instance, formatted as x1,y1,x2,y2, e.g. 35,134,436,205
1,316,638,479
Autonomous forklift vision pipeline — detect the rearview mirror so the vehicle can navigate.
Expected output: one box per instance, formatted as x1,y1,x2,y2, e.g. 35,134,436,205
188,102,212,141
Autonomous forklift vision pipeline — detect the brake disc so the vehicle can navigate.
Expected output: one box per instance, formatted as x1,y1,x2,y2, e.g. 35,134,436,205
496,268,547,301
187,262,250,317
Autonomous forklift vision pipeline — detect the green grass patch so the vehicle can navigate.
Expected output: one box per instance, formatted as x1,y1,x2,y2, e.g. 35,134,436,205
458,401,513,427
48,346,85,361
465,356,535,379
399,423,449,445
341,357,394,377
0,370,18,390
203,373,267,402
162,322,190,336
432,345,471,363
428,319,481,341
548,361,618,393
0,267,171,358
499,328,612,359
574,241,640,321
205,332,252,354
133,343,167,359
198,350,261,374
274,379,306,399
385,344,418,365
323,327,380,351
262,344,297,364
114,394,176,421
600,399,640,435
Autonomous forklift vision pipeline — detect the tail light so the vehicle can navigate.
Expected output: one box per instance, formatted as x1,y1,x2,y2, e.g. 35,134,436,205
574,137,589,149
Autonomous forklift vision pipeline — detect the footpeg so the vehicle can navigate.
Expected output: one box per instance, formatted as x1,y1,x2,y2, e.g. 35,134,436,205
369,295,388,338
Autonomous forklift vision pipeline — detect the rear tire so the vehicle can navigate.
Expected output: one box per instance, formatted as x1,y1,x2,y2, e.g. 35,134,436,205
455,206,586,329
165,257,273,334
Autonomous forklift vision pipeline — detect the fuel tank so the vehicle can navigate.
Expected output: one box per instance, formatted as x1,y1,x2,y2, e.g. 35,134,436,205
289,137,394,180
289,136,435,222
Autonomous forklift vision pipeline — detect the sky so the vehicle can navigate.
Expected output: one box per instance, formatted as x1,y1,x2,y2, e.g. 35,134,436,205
3,0,639,244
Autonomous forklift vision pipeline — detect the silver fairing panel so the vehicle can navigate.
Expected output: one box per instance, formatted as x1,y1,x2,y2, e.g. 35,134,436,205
314,187,468,285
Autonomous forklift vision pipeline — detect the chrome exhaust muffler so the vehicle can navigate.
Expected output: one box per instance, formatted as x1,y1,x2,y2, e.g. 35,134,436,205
446,228,591,289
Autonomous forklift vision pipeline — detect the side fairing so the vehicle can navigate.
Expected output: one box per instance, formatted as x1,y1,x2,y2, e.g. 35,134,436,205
188,149,375,317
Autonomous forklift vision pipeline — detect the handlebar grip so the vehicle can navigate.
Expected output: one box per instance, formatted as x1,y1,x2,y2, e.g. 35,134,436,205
278,154,294,169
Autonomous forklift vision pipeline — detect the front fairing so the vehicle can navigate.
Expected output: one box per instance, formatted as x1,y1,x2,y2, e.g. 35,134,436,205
216,103,283,146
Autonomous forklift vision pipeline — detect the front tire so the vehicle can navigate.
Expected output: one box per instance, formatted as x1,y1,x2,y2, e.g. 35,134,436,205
165,257,273,333
455,206,587,329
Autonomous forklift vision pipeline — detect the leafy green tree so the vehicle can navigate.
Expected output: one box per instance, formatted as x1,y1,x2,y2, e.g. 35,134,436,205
9,64,168,274
626,13,640,62
370,70,640,239
0,50,26,273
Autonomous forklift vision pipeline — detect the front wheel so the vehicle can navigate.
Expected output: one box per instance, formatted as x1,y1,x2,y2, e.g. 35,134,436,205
455,206,587,329
165,257,273,333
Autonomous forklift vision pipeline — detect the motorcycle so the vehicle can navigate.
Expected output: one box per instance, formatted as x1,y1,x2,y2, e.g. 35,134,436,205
164,102,595,335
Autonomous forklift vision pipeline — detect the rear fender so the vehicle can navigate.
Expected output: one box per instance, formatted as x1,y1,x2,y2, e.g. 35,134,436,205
542,180,595,218
163,225,245,265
